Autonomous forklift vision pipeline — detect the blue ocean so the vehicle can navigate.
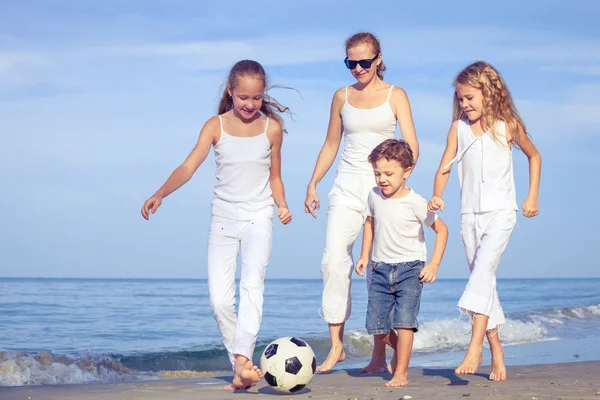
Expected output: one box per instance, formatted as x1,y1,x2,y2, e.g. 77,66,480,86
1,278,599,386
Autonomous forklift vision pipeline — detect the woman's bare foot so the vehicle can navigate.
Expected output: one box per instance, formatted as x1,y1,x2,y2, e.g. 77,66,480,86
455,344,483,375
227,360,262,390
316,345,346,372
489,347,506,381
385,371,409,387
360,359,387,374
387,350,398,374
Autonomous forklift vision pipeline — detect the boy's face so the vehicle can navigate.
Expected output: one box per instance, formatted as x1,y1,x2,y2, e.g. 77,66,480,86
372,158,412,198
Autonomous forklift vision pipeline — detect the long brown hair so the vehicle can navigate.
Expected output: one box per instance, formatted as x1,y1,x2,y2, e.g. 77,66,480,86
217,60,293,132
453,61,528,148
345,32,386,80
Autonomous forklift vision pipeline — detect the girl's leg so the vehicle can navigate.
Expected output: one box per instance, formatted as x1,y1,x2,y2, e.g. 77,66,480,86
487,328,506,381
230,217,273,388
319,206,365,372
206,216,241,370
455,313,487,374
456,211,515,375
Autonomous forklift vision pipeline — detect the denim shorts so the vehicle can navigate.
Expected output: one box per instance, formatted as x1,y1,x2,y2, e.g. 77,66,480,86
366,260,424,334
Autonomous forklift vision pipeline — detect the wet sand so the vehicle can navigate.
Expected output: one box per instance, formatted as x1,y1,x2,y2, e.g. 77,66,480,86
2,361,599,400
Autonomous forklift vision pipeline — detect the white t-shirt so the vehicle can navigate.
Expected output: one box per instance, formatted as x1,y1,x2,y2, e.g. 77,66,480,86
366,187,438,263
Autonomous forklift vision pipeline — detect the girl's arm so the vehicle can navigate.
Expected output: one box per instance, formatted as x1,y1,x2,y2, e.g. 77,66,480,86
392,87,419,163
355,216,374,277
268,119,292,225
304,89,345,217
141,117,218,219
511,125,541,218
428,121,459,212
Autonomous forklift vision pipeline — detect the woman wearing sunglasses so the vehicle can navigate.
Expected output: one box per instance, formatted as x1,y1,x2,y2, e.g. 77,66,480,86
304,31,419,374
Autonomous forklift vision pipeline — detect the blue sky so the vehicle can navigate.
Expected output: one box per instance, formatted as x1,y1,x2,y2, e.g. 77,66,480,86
1,0,599,279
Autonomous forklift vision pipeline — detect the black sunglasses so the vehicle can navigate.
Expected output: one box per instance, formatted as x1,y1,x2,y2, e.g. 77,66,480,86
344,53,380,70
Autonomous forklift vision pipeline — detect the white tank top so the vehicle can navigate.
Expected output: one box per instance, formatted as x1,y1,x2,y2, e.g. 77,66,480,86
211,115,274,220
453,119,518,214
338,86,397,173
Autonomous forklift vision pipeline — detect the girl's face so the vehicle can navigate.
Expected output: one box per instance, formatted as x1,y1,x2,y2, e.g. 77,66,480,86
346,43,381,84
228,75,265,120
455,83,484,122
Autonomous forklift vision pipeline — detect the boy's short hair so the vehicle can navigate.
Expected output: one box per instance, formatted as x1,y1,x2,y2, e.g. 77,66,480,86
368,139,414,169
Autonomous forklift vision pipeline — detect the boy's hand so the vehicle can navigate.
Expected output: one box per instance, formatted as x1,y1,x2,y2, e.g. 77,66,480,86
522,196,539,218
419,263,439,283
355,258,369,277
428,196,445,212
278,207,292,225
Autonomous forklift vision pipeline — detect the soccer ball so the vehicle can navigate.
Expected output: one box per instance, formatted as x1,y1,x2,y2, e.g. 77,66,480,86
260,337,316,393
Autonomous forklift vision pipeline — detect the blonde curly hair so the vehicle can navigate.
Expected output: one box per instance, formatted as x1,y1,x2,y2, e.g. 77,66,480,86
453,61,528,148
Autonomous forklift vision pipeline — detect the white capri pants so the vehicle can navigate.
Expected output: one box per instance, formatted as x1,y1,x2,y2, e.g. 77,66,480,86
207,214,273,369
458,210,516,331
321,171,376,324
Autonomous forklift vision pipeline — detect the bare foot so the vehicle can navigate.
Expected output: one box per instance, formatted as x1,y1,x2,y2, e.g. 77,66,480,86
385,371,409,387
360,360,387,374
316,345,346,372
228,360,262,390
455,345,483,375
387,350,398,374
489,347,506,381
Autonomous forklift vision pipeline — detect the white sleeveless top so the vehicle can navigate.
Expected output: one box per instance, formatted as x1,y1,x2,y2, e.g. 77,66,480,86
453,119,518,214
338,86,397,173
211,115,274,220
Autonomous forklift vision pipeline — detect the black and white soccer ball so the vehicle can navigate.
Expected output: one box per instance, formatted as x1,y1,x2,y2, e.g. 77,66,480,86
260,336,316,393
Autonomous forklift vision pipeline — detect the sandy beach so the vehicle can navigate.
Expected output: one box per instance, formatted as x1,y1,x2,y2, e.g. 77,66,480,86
2,361,599,400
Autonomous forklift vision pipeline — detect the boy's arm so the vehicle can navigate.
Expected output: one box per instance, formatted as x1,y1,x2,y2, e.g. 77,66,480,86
420,217,448,284
355,216,374,277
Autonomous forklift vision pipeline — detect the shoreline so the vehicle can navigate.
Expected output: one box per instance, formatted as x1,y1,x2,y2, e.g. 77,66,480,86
2,360,599,400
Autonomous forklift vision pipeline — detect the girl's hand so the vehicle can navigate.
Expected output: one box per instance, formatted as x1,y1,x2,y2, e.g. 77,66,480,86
355,258,369,277
278,206,292,225
141,195,163,220
522,196,539,218
428,196,445,212
304,187,320,219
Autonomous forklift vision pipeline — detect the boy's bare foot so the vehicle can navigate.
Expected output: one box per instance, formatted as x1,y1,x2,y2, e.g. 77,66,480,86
227,360,262,390
489,347,506,381
385,371,409,387
360,360,387,373
387,350,398,374
316,345,346,372
455,345,483,375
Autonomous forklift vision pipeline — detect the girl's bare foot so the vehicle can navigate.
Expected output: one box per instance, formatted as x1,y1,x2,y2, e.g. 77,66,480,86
489,347,506,381
316,345,346,372
385,371,409,387
455,345,483,375
228,360,262,390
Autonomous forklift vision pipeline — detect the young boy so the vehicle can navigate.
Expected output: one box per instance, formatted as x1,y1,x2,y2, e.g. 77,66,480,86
355,139,449,387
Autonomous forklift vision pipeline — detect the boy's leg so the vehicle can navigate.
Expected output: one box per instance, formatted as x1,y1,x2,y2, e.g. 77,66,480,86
387,261,423,386
207,216,241,371
230,217,273,389
364,263,394,373
386,328,413,387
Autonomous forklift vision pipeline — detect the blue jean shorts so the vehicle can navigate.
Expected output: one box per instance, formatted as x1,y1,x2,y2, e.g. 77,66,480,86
366,260,424,334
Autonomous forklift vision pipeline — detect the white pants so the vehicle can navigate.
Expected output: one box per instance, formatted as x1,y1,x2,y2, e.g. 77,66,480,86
207,215,273,369
320,205,366,324
458,210,516,331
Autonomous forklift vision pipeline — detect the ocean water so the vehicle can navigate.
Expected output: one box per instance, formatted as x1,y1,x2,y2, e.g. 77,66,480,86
1,277,600,386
